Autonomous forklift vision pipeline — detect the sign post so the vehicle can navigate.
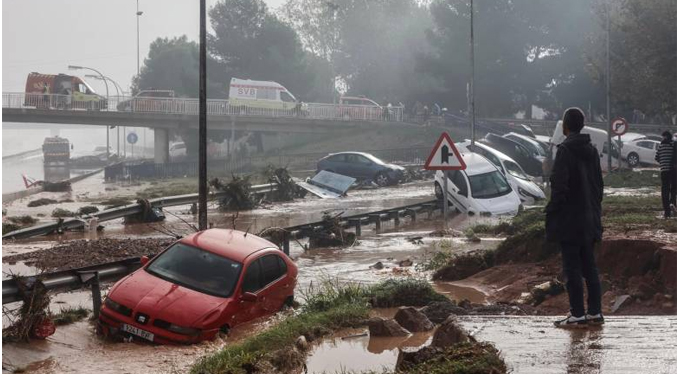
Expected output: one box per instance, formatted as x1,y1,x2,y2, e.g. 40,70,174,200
611,117,628,170
127,132,138,159
424,132,467,227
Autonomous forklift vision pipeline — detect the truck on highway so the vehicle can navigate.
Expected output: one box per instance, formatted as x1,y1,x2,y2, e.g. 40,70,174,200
42,136,70,166
25,72,107,110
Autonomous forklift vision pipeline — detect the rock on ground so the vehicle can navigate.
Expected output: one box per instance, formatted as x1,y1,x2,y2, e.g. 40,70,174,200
431,316,472,348
420,301,469,323
368,317,410,337
394,307,434,332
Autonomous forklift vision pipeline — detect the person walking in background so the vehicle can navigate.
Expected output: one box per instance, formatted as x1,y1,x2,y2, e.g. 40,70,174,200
546,107,604,328
655,131,677,218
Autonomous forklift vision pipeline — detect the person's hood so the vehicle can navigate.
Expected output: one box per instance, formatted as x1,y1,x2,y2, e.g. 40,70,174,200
560,133,597,161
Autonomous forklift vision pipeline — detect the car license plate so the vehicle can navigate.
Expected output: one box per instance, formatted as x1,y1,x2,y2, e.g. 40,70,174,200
121,323,154,342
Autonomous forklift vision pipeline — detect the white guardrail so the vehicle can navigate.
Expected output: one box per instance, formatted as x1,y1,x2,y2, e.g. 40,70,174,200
2,92,404,122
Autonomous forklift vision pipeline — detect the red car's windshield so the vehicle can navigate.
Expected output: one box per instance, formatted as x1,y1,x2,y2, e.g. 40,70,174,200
146,243,243,298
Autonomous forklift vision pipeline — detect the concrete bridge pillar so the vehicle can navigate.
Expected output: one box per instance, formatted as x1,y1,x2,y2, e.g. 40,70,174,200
154,128,169,164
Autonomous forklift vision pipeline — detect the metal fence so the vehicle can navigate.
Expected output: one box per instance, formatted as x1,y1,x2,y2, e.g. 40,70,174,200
104,147,431,180
2,92,404,123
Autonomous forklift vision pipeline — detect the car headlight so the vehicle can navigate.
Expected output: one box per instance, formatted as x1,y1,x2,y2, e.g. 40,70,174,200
153,319,201,336
104,297,132,317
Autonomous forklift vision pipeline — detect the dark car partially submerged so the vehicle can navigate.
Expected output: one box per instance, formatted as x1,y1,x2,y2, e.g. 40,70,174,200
316,151,405,186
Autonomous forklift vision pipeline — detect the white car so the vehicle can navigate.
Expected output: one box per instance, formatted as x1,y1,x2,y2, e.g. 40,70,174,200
621,139,660,167
434,153,522,216
169,142,187,159
458,141,546,204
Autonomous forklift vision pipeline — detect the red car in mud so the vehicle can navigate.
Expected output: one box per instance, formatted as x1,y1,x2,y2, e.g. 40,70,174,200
98,229,297,344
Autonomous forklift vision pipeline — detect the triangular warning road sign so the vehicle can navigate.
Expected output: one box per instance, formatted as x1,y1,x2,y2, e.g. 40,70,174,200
424,132,467,170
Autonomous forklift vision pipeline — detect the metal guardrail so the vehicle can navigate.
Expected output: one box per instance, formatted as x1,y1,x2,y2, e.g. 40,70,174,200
2,92,404,123
1,183,277,240
2,199,441,304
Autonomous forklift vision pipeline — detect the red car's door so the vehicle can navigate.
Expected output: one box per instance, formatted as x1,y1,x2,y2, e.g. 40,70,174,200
233,259,262,325
257,254,290,313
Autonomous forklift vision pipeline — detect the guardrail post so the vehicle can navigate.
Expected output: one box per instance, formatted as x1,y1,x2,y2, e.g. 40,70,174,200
370,214,381,232
282,231,290,256
78,270,102,319
392,211,401,227
349,219,362,237
406,209,417,222
425,204,434,219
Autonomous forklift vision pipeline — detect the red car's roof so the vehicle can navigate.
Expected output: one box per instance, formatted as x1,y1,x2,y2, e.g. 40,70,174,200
178,229,277,263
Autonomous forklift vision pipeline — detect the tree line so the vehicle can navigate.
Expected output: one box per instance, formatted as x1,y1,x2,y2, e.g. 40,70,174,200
134,0,677,124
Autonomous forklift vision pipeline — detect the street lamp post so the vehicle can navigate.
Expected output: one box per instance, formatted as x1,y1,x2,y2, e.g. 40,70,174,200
469,0,476,146
69,65,111,160
606,0,612,172
198,0,208,230
87,75,120,161
137,0,143,78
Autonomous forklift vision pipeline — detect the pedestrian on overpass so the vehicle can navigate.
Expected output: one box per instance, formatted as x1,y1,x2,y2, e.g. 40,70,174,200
546,107,604,328
655,131,677,218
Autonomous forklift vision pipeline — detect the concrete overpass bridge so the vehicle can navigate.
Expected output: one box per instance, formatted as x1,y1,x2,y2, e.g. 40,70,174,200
2,92,408,163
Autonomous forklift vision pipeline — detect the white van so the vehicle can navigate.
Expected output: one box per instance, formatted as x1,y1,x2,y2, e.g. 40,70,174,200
550,121,619,171
433,153,522,216
228,78,302,113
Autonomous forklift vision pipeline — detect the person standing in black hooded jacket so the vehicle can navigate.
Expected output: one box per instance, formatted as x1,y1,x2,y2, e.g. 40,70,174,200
546,107,604,328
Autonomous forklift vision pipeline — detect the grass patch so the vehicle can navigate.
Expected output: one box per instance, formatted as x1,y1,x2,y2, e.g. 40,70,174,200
416,240,455,272
27,198,58,207
51,306,89,325
99,197,133,209
6,215,37,226
604,169,661,188
77,206,99,215
368,278,448,308
191,278,451,374
191,281,370,374
136,180,198,199
3,222,21,234
51,208,76,218
398,342,507,374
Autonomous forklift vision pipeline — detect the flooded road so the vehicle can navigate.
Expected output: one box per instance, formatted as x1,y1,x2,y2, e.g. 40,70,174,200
458,315,677,374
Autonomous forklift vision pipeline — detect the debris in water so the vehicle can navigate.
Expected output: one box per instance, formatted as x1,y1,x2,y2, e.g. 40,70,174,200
307,211,356,248
2,276,54,342
210,175,258,210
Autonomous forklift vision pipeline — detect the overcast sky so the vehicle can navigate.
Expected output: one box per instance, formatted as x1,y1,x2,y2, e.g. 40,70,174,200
2,0,285,94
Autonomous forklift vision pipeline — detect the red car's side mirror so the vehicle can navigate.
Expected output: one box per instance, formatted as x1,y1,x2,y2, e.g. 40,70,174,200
240,292,258,302
140,256,149,265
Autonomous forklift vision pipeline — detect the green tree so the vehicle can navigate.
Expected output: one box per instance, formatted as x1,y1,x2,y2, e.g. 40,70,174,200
587,0,677,123
209,0,314,99
133,36,224,97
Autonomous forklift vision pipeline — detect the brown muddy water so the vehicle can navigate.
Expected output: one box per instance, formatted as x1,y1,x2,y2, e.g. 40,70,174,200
305,327,434,374
0,179,513,373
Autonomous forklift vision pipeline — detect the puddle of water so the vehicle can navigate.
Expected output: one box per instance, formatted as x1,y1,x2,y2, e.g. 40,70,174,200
433,282,488,304
2,260,39,279
305,328,433,374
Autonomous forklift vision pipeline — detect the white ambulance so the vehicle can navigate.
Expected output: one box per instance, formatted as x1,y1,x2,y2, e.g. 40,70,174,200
228,78,302,114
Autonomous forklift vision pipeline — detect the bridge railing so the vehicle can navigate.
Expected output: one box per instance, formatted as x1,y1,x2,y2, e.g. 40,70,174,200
2,92,404,123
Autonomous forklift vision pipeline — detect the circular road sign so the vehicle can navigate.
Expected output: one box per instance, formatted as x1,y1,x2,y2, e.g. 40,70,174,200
127,132,139,145
611,117,629,136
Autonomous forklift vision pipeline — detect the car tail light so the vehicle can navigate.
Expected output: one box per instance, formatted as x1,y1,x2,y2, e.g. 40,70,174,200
104,297,132,317
153,319,200,336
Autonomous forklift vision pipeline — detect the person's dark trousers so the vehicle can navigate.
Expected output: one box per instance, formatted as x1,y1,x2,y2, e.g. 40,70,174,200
660,169,677,217
560,241,602,317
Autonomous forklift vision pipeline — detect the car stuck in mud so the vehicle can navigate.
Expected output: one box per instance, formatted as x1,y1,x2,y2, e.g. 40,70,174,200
99,229,298,344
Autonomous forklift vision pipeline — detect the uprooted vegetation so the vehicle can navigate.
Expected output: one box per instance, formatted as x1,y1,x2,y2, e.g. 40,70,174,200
307,212,357,248
263,166,305,202
51,208,76,218
136,180,198,199
210,176,259,211
26,198,58,207
190,278,507,374
52,306,90,326
2,277,52,342
6,215,38,226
